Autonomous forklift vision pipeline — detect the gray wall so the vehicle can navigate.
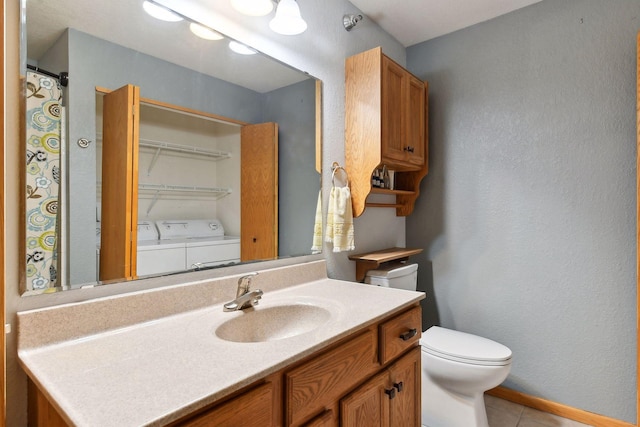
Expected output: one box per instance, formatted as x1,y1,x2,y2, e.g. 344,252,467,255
406,0,638,422
263,79,319,257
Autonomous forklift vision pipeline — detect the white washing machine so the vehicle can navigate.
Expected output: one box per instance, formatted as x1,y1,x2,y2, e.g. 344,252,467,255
136,220,186,276
156,219,241,270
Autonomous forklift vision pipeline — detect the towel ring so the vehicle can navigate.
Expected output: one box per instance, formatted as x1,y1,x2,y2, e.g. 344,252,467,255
331,162,349,188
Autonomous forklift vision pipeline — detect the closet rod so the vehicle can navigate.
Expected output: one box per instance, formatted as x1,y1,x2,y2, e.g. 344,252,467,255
27,64,69,87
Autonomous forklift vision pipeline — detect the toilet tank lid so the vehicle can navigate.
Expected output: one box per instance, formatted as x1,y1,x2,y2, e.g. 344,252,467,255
420,326,512,363
365,262,418,279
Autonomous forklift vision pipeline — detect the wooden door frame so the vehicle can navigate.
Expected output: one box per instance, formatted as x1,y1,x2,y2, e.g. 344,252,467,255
1,0,6,423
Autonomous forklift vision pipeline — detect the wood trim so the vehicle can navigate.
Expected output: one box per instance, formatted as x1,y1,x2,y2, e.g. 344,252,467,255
345,46,383,218
1,0,6,422
487,386,635,427
95,86,249,126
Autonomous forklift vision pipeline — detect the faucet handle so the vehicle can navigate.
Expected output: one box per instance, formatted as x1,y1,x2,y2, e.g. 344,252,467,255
237,271,259,285
236,272,259,297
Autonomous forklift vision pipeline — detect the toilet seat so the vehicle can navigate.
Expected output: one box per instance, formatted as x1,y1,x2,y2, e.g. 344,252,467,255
421,326,512,366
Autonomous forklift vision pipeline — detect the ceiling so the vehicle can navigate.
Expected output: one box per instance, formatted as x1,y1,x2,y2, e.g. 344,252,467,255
25,0,308,93
26,0,545,92
348,0,543,47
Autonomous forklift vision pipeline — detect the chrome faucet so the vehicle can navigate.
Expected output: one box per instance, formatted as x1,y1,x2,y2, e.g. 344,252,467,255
223,272,263,311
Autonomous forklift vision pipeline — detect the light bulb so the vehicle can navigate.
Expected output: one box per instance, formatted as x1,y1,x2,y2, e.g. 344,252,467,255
142,1,183,22
189,23,224,40
228,41,257,55
269,0,307,35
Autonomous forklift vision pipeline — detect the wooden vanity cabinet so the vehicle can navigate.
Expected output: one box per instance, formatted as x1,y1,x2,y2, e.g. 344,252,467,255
176,375,281,427
340,347,420,427
28,305,421,427
346,47,429,217
285,305,422,427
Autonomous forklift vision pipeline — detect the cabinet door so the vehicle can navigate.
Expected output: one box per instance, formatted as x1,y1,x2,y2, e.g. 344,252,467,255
406,75,425,167
240,122,278,262
286,329,378,426
381,56,407,164
340,370,390,427
100,84,139,281
388,347,421,427
179,382,276,427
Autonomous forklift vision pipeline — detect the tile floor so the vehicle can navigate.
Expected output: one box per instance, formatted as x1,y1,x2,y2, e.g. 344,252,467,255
485,394,593,427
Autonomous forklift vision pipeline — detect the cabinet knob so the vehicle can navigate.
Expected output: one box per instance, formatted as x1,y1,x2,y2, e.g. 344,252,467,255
404,146,415,153
399,328,417,341
384,388,396,399
253,237,257,243
393,382,404,392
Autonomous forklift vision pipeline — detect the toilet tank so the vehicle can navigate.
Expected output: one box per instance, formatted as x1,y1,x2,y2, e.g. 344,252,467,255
364,262,418,291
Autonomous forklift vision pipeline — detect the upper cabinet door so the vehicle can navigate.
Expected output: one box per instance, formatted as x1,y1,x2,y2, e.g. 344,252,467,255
240,122,278,262
381,56,425,167
100,84,140,281
381,56,407,164
406,75,426,167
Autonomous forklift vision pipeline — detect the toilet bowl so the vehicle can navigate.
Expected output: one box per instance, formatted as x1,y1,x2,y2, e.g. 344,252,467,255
364,263,513,427
420,326,512,427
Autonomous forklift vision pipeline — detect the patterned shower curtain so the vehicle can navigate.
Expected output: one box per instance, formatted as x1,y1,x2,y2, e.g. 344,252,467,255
25,71,62,291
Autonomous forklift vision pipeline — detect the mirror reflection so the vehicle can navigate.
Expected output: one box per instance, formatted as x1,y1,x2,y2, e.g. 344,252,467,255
23,0,321,295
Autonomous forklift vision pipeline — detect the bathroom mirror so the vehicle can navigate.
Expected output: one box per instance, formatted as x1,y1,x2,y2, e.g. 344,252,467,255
21,0,321,295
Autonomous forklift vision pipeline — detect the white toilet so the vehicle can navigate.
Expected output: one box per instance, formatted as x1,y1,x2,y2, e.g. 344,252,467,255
366,263,513,427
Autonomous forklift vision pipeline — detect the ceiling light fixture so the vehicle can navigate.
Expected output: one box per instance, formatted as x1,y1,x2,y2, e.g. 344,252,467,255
230,0,274,17
189,23,224,40
142,0,183,22
229,40,257,55
269,0,307,36
343,14,363,32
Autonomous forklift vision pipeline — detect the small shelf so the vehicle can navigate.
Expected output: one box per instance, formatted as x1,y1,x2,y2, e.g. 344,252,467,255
365,203,403,209
349,247,423,282
370,188,415,196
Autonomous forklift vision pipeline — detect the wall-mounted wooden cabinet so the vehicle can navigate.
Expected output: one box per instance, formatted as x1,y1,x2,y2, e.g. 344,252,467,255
346,47,429,217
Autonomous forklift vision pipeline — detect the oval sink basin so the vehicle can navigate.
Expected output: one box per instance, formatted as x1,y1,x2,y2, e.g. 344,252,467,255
215,304,331,343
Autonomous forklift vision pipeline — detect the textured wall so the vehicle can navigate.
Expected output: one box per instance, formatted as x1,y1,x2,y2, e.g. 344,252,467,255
263,79,319,258
406,0,638,422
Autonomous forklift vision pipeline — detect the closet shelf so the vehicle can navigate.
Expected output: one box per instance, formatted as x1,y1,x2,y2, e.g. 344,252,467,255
138,184,232,215
140,139,231,175
138,183,232,194
97,134,232,175
98,182,233,215
97,133,231,160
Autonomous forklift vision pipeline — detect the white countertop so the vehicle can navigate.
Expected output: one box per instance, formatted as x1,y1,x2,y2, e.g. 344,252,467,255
17,262,424,426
